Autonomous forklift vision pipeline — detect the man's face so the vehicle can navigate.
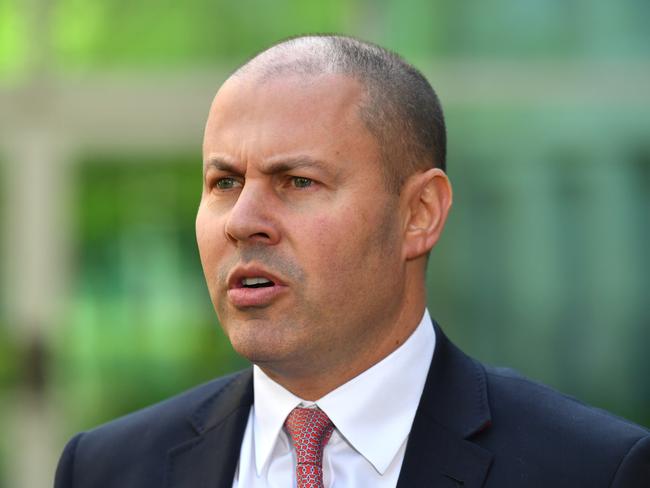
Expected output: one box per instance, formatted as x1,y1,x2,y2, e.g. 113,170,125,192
197,73,408,379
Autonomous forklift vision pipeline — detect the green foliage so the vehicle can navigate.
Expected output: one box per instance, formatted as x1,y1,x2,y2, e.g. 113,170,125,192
54,155,249,431
52,0,352,69
0,0,28,79
0,326,19,389
44,0,650,71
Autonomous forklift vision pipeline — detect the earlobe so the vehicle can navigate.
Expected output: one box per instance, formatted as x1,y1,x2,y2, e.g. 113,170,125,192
402,168,452,260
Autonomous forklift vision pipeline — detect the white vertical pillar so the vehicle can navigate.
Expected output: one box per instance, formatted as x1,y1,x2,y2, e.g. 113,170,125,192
3,129,72,335
1,127,73,488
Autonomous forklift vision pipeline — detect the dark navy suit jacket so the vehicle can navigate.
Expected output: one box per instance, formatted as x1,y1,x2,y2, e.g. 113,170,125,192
55,323,650,487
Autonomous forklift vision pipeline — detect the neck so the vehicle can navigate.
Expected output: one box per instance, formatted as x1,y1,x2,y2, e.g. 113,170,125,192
259,281,427,400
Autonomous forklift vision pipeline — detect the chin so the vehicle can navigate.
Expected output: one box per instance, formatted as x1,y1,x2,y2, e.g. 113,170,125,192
225,320,292,363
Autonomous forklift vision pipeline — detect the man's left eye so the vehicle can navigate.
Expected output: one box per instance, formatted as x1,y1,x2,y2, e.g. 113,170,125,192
291,177,313,188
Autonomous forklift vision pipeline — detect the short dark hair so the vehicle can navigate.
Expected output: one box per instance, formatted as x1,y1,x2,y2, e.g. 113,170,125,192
234,34,447,193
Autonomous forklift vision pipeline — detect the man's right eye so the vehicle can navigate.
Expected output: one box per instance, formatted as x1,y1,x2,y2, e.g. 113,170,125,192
215,177,241,190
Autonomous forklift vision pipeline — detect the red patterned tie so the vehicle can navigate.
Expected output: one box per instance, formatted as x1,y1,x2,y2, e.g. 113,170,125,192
284,407,334,488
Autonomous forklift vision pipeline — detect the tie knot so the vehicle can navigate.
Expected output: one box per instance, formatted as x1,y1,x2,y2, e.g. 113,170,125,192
285,407,334,466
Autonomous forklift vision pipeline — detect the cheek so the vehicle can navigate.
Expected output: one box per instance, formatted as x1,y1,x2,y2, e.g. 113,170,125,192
312,215,341,241
195,208,224,273
311,213,356,248
315,204,399,272
303,212,373,274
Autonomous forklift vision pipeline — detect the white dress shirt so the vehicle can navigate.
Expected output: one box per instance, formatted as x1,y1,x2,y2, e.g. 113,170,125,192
231,310,436,488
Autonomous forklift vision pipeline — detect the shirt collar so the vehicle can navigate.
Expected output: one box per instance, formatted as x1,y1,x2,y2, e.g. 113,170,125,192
252,309,436,476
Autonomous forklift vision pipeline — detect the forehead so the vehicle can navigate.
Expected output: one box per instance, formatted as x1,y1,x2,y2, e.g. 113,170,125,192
203,72,380,169
214,71,364,118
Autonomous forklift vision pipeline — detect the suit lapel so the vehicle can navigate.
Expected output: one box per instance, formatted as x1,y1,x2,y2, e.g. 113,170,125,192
165,369,253,488
396,417,493,488
397,324,493,488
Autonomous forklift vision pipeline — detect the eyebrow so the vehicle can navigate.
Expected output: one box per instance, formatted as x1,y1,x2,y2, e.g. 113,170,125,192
204,155,338,179
261,156,336,177
204,156,240,175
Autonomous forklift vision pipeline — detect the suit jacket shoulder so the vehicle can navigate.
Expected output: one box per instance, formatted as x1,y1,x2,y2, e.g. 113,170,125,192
477,365,650,486
397,324,649,487
56,324,650,488
55,369,254,488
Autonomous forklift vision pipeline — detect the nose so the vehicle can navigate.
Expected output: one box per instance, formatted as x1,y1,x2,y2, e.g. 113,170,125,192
224,182,280,245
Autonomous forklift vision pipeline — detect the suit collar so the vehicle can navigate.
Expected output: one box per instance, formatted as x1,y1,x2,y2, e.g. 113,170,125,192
421,322,492,438
165,369,254,488
189,369,254,434
397,322,493,488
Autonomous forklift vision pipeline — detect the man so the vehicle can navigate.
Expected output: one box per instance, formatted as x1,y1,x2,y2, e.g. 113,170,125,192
55,35,649,487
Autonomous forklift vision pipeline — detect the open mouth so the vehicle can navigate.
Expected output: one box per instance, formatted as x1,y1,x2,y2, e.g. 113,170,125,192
241,277,275,289
227,266,287,307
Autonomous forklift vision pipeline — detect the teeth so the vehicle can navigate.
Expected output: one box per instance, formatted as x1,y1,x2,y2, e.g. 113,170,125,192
242,277,272,286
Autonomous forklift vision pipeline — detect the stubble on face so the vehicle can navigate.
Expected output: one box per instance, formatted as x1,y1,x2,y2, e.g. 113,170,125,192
214,244,305,320
213,196,402,383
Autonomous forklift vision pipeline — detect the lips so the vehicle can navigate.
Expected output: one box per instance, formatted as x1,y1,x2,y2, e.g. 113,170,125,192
226,265,288,308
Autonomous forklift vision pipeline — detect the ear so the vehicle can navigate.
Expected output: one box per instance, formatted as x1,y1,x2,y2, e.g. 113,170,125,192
400,168,453,260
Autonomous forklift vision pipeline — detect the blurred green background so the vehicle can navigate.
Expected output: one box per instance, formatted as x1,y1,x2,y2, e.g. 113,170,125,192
1,1,649,486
